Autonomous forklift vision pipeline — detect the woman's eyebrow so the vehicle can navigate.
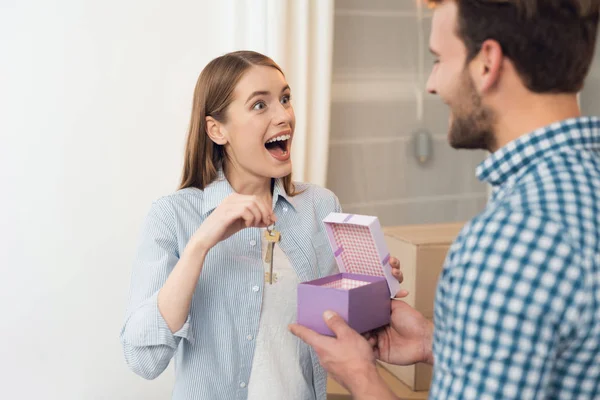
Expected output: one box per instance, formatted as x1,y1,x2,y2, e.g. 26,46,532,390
245,90,270,105
245,85,291,104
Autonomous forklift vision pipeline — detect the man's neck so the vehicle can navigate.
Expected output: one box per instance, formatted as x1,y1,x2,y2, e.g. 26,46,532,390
491,93,581,152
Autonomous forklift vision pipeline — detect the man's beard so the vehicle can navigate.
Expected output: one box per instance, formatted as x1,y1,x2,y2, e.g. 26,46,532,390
448,69,496,151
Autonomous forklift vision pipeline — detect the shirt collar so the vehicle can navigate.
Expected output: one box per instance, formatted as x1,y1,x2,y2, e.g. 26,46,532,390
272,175,296,211
202,169,235,215
477,116,600,187
202,169,296,215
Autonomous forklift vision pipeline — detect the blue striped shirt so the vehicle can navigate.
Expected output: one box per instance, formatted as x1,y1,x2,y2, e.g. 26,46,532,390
120,173,341,400
431,117,600,399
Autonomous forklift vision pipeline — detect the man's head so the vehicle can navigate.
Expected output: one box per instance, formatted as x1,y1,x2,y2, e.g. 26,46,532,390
426,0,600,151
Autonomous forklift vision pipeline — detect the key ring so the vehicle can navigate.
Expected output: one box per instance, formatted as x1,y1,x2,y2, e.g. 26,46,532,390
266,222,276,236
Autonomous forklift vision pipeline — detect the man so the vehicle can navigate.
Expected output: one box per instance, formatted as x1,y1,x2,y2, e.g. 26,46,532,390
290,0,600,399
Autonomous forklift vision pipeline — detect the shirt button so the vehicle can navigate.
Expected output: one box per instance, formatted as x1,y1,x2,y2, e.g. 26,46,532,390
252,285,260,292
246,335,253,341
249,239,256,246
283,206,288,212
240,382,247,388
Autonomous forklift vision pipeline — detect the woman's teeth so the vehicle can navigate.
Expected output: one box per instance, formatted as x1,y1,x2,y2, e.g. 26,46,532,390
266,134,291,144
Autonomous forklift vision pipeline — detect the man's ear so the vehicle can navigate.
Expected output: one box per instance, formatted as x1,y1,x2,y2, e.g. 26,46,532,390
473,39,503,93
206,116,228,145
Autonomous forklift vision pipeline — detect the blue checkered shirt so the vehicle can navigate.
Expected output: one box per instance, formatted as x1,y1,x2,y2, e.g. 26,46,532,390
430,117,600,399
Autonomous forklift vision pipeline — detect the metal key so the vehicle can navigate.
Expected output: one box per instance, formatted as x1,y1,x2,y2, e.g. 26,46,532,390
264,229,281,284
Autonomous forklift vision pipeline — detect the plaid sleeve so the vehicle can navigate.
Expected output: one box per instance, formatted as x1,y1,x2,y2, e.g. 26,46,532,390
431,208,595,399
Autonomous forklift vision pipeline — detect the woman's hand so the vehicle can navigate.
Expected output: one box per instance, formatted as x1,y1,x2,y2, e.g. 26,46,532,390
157,193,275,333
389,257,409,297
189,193,275,253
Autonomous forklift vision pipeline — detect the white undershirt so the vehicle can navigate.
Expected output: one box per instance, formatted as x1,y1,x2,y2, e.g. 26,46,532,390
246,229,314,400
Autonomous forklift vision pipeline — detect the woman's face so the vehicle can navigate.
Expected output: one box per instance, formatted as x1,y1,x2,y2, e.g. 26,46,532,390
215,65,295,180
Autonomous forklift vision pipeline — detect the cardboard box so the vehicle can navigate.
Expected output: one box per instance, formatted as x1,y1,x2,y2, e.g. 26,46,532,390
379,222,464,391
383,222,464,319
297,213,400,336
379,351,433,391
326,363,428,400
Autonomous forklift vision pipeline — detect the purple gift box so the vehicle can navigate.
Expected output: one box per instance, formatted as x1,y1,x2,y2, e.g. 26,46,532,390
297,213,401,336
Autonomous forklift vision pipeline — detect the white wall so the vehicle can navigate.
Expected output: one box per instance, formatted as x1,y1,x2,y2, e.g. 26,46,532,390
0,1,236,398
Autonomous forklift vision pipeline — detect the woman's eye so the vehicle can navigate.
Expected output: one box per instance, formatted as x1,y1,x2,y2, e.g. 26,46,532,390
252,101,266,111
281,95,291,105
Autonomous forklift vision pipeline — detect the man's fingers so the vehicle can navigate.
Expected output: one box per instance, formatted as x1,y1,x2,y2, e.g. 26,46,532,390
289,323,331,349
367,336,377,348
393,289,409,299
323,310,355,338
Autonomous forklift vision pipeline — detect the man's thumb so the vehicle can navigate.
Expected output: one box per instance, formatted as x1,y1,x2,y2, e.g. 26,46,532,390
323,310,352,338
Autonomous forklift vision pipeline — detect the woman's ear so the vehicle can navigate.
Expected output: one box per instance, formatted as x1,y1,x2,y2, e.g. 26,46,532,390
205,116,228,145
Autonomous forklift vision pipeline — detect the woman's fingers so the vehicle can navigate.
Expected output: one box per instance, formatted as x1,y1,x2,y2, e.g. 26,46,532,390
390,257,404,283
252,197,275,226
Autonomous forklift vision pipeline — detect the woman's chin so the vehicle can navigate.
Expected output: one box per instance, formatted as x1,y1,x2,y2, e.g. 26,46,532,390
270,162,292,179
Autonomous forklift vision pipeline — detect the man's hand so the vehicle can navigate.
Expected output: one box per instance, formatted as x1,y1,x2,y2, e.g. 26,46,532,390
289,311,397,399
367,300,434,366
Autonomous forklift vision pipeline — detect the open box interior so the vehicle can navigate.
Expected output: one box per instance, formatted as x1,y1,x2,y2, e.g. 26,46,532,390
297,213,401,335
321,277,372,290
311,214,400,296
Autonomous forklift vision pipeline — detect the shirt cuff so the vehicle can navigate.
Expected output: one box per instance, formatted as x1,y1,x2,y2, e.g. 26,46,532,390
122,292,194,348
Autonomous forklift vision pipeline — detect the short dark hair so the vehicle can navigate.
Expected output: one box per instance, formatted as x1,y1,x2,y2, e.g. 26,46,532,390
428,0,600,93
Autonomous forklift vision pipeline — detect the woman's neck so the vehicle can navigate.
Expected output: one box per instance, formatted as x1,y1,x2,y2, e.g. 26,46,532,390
224,164,272,202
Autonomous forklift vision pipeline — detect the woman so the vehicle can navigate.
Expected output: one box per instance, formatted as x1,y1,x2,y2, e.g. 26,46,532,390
120,50,403,400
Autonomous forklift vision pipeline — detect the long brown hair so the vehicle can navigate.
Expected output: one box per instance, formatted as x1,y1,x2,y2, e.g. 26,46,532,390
179,50,298,195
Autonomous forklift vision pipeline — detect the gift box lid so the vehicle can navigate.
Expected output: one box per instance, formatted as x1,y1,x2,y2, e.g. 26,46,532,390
323,212,401,298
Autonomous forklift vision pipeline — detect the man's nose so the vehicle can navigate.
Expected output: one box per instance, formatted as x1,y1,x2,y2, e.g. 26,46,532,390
425,71,437,95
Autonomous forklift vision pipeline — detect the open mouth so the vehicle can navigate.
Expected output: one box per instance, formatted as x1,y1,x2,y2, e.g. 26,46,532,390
265,134,291,161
